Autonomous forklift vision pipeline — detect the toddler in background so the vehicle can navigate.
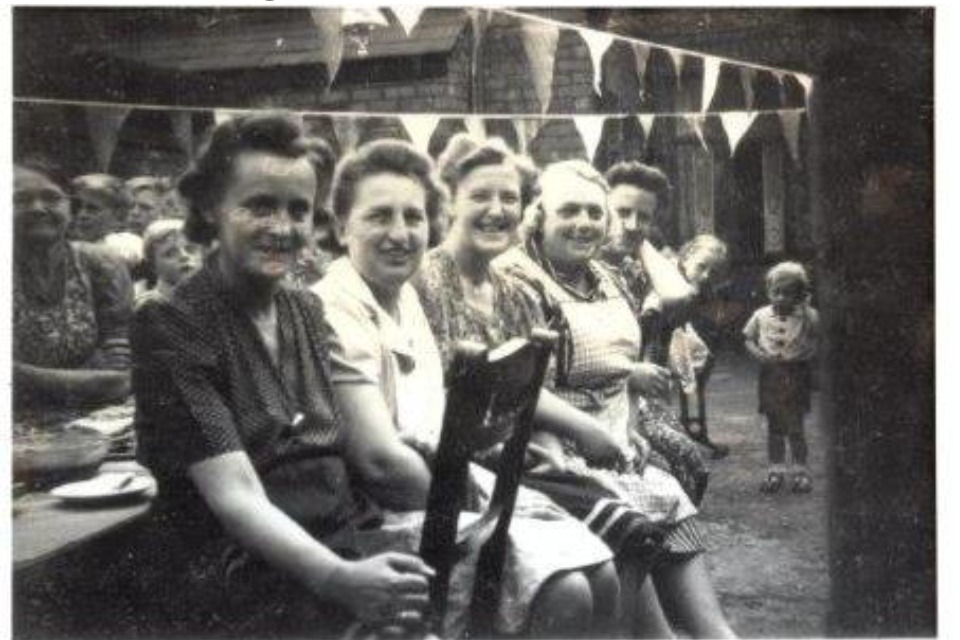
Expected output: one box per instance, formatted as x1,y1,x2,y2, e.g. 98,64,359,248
134,218,202,307
743,261,820,494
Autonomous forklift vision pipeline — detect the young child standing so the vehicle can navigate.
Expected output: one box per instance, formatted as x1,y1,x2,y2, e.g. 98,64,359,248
743,262,820,494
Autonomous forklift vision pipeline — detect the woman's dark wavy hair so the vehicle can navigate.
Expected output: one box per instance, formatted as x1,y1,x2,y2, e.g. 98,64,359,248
437,133,540,209
177,111,317,245
331,139,446,247
603,161,672,213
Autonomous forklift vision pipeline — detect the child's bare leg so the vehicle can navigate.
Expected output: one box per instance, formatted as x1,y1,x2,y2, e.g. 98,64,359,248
653,555,736,639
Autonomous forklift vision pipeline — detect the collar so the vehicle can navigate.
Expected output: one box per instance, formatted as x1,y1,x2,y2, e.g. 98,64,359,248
323,258,418,364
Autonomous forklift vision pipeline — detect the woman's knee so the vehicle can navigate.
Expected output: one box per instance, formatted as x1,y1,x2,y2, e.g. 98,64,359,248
586,560,621,617
529,570,594,637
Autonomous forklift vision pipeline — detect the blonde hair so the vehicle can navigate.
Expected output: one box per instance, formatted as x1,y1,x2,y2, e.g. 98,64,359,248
765,261,811,293
679,234,729,267
142,218,187,284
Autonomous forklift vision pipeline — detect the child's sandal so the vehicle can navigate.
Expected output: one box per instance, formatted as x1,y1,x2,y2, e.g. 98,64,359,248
760,471,785,494
791,471,813,493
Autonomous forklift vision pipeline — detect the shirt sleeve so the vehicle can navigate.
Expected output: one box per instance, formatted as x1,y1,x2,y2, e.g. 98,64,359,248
131,298,244,479
313,288,382,387
79,243,135,370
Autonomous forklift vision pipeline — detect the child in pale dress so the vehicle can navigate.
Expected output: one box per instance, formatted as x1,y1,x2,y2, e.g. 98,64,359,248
743,261,820,494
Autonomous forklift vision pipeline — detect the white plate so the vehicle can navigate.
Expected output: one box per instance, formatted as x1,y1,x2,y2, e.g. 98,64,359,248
50,472,154,504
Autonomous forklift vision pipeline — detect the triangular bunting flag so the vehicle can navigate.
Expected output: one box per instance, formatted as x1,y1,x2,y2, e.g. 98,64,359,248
85,106,130,172
309,8,344,87
637,115,655,140
701,57,721,112
516,119,543,153
399,114,441,154
740,67,758,110
687,115,708,151
719,111,758,156
464,116,486,141
342,8,390,29
779,110,803,164
667,49,686,79
581,29,615,95
170,111,194,158
332,116,360,154
795,73,815,109
520,21,560,113
214,110,233,125
573,116,606,163
631,43,651,102
392,7,425,36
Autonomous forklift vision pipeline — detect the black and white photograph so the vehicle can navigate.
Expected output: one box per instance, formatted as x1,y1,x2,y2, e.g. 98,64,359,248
7,4,938,638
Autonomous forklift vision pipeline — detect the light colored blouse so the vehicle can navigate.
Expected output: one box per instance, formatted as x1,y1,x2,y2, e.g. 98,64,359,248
312,258,446,449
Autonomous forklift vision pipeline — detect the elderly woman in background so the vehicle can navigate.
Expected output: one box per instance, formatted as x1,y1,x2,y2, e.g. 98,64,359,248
13,161,133,410
496,160,735,638
132,112,443,637
312,139,620,639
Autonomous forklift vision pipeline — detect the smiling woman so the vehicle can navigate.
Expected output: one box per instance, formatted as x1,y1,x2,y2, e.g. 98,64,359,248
13,161,133,410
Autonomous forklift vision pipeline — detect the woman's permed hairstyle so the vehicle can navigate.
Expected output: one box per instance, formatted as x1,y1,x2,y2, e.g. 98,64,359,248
437,133,539,208
765,261,811,293
604,161,671,212
177,111,314,245
330,139,446,246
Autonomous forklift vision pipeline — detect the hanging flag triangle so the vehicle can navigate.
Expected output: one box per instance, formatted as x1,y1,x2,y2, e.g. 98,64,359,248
687,115,708,151
332,116,360,154
631,43,651,103
85,106,130,172
701,57,721,112
392,7,425,36
399,114,441,154
794,73,815,109
574,116,606,163
464,116,486,141
740,67,758,110
516,118,543,153
637,114,655,140
214,110,236,125
581,29,615,95
779,110,803,165
342,8,389,29
520,21,561,113
309,8,344,87
667,49,686,79
719,111,758,156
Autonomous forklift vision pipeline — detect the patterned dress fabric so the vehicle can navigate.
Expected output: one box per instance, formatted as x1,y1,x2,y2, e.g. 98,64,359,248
494,239,705,558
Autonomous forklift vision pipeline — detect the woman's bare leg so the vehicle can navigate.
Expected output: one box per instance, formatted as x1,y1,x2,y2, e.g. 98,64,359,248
653,555,736,638
584,561,621,637
528,570,594,638
622,564,676,639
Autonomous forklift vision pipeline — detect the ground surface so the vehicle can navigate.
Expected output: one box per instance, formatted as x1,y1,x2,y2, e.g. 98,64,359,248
696,351,829,638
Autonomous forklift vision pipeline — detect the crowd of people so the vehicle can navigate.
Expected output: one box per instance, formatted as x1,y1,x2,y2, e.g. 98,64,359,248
13,110,821,638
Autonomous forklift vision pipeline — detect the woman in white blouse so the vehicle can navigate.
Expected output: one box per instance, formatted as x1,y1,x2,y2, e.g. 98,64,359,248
313,139,620,638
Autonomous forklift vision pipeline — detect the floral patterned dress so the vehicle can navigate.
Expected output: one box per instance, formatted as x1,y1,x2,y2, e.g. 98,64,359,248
14,241,133,408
